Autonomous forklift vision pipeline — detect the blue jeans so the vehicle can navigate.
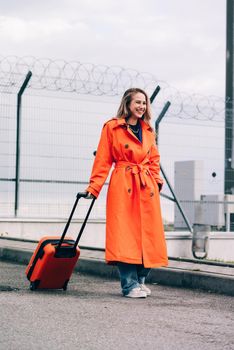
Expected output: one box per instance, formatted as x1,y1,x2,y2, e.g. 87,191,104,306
117,262,151,296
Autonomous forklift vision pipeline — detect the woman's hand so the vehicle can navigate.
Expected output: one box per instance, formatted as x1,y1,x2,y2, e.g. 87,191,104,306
85,192,96,199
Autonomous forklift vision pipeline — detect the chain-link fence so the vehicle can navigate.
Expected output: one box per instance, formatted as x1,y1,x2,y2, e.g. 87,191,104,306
0,56,233,231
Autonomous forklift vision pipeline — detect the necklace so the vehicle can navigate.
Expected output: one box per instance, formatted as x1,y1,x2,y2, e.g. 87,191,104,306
128,124,139,134
130,127,139,134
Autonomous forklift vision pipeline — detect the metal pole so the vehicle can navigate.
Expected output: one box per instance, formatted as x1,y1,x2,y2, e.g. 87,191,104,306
155,101,171,145
14,71,32,216
225,0,234,194
160,165,193,233
152,96,193,233
150,85,161,104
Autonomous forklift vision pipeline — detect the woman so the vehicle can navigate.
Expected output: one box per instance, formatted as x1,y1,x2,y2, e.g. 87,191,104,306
86,88,168,298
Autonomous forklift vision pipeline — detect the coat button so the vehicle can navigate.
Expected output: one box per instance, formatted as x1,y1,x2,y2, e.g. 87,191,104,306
124,144,129,149
128,188,131,193
146,170,149,175
147,150,150,154
150,192,154,197
126,166,131,171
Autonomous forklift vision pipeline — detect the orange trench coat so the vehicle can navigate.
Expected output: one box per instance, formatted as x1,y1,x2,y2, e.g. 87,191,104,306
86,117,168,268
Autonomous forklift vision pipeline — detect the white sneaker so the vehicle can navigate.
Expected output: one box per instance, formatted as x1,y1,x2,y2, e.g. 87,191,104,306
125,287,147,298
140,284,151,296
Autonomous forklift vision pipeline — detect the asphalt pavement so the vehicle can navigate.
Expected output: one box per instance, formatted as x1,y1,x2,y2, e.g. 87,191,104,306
0,237,234,296
0,260,234,350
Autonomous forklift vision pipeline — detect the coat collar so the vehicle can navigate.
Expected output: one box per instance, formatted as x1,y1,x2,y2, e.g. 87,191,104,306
113,117,152,131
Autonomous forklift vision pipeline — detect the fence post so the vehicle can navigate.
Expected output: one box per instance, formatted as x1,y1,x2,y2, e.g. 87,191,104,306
225,0,234,195
150,85,161,103
14,71,32,216
155,101,171,145
160,165,193,233
153,95,193,234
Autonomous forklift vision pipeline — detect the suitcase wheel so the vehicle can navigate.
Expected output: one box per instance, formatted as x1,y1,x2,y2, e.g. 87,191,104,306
63,280,69,291
30,280,40,291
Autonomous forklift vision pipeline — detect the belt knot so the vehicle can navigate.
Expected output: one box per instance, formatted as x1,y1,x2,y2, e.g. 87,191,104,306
115,160,150,187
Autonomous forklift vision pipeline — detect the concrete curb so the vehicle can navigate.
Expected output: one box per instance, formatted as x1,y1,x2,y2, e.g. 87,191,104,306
147,268,234,296
0,246,234,297
0,247,32,265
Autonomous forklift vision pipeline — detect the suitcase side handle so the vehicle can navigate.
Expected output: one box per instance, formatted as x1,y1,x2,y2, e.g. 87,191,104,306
56,192,96,251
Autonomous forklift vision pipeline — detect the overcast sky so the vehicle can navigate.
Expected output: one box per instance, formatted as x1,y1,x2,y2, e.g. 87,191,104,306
0,0,226,97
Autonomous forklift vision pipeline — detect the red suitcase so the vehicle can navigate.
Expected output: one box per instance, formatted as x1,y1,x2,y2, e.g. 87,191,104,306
25,192,95,291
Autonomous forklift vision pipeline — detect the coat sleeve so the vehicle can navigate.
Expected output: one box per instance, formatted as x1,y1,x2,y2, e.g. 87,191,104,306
149,139,164,191
86,123,114,198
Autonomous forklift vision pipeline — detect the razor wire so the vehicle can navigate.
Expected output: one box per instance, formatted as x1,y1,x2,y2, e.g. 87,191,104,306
0,55,228,121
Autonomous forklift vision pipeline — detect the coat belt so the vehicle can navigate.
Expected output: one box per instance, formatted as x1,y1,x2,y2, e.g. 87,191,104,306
115,160,150,187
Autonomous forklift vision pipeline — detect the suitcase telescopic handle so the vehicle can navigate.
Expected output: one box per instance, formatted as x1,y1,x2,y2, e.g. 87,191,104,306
56,192,96,251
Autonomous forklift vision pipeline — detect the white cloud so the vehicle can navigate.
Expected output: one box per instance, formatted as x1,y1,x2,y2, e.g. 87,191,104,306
0,16,84,41
0,0,226,96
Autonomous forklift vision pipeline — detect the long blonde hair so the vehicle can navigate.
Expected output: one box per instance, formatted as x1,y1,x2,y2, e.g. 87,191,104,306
116,88,153,129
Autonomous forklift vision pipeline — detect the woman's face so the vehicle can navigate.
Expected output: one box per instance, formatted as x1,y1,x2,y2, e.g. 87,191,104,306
129,92,147,119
